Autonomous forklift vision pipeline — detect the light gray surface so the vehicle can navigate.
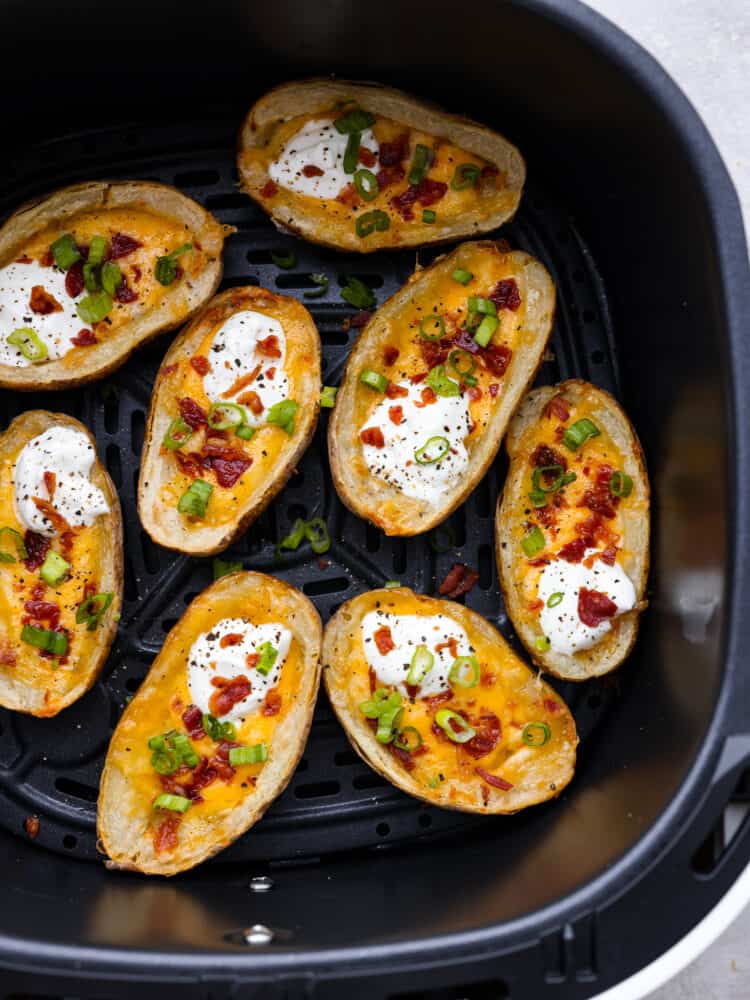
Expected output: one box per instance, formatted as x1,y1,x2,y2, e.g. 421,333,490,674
584,2,750,998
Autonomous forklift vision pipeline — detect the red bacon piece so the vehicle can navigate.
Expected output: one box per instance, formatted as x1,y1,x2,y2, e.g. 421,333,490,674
576,512,605,549
115,280,138,304
43,471,56,499
71,328,97,346
600,544,618,566
302,164,324,177
23,531,50,571
262,688,282,716
29,285,62,314
237,390,263,415
32,498,71,537
0,646,16,666
182,705,206,740
373,626,395,655
475,766,514,791
489,279,521,312
415,386,437,407
379,132,410,166
24,815,39,838
391,185,418,221
220,633,243,648
358,147,377,167
209,674,251,717
23,600,61,629
360,426,385,448
414,178,447,206
580,464,618,519
386,382,408,399
388,405,404,425
222,365,262,398
482,344,512,377
257,334,282,358
547,396,570,422
419,338,449,370
260,180,278,198
578,587,618,627
376,165,406,190
336,183,359,207
435,637,458,658
438,563,479,599
350,310,372,329
451,328,480,355
178,397,207,430
423,690,453,713
206,454,252,488
530,444,567,471
558,538,587,563
383,345,399,366
190,355,211,376
110,233,142,259
153,816,180,853
64,263,84,298
463,713,501,759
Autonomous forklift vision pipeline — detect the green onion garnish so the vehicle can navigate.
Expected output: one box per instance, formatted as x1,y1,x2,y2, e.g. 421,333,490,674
177,479,213,518
610,470,633,498
202,713,237,741
77,290,113,325
7,328,48,363
407,143,434,186
522,721,551,747
341,275,376,309
40,550,70,587
418,315,446,341
384,580,401,589
425,364,460,398
213,558,242,580
450,163,481,190
422,209,436,224
535,636,551,652
359,687,394,718
0,526,27,563
162,417,193,451
414,435,450,465
50,233,81,271
359,369,388,393
21,624,68,656
320,385,338,408
151,749,179,775
448,655,480,689
155,243,192,286
354,168,379,201
266,399,298,435
434,708,476,744
473,314,498,348
343,131,361,174
87,236,107,267
236,424,255,440
547,592,564,608
406,645,434,687
333,108,375,134
355,210,390,239
229,743,268,766
256,641,278,676
452,268,473,286
271,249,297,269
83,262,100,293
101,261,123,297
279,518,307,551
468,296,497,317
304,273,329,299
448,349,478,386
521,526,545,557
562,418,601,451
207,401,244,431
153,793,191,813
394,726,423,752
376,703,404,744
75,592,114,630
304,517,330,554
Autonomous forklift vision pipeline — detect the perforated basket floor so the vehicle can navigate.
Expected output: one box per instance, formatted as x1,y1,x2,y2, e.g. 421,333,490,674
0,118,621,866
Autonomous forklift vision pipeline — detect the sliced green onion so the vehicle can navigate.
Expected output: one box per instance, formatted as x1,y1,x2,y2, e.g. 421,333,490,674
153,793,191,813
434,708,476,744
547,592,564,608
271,249,297,269
87,236,107,267
359,368,388,393
236,424,256,440
83,261,100,293
452,268,473,286
321,385,338,408
355,210,390,239
341,275,376,309
304,517,330,554
256,641,278,676
408,143,434,186
473,314,498,348
208,401,244,431
266,399,298,435
229,743,268,766
148,735,167,752
343,131,361,174
414,435,450,465
422,209,436,224
535,636,551,652
563,417,601,451
155,243,192,286
170,731,199,768
451,163,481,190
521,525,545,557
426,364,460,398
40,550,70,587
406,645,434,687
448,655,480,689
151,749,179,775
394,726,423,752
177,479,213,518
101,261,123,297
77,290,112,325
279,518,307,551
376,704,404,744
353,168,379,201
333,108,375,134
75,592,114,630
162,417,193,451
610,470,633,498
448,349,477,387
532,466,565,494
213,557,242,580
50,233,81,271
359,688,401,720
21,624,67,656
202,713,237,741
468,296,497,317
304,273,329,299
0,526,27,563
418,315,446,341
522,721,551,747
384,580,401,589
7,328,48,363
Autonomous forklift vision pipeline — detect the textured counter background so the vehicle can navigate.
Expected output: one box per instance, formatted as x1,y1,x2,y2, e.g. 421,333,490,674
585,2,749,997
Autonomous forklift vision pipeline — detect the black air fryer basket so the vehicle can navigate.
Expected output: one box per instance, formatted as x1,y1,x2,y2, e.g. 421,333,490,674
1,1,749,996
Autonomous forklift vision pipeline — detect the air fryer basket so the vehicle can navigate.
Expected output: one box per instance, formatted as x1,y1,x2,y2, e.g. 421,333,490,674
1,1,749,998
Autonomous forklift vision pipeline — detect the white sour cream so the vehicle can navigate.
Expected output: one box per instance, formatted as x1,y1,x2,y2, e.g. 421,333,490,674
187,617,291,723
361,609,474,698
538,548,637,655
360,381,471,504
202,310,289,426
0,260,83,367
269,119,379,200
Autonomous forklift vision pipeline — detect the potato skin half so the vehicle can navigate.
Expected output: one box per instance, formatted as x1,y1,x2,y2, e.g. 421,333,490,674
97,572,322,876
137,285,321,556
0,180,227,390
237,79,525,253
328,241,555,535
496,379,650,681
0,410,123,716
322,587,578,814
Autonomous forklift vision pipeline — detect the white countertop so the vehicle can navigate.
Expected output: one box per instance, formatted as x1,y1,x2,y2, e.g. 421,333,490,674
584,2,749,998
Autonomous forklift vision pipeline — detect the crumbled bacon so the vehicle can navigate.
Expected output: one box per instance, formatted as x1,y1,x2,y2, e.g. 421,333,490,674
64,263,84,298
15,255,32,264
410,372,427,383
547,396,570,422
24,816,40,839
238,390,263,415
489,383,499,398
435,637,458,658
415,386,437,407
178,397,207,429
600,544,618,566
153,816,180,853
302,164,324,177
23,531,50,571
558,538,587,563
162,363,178,376
391,178,448,221
110,233,142,259
182,705,206,740
438,563,479,599
114,279,138,304
576,512,606,548
544,698,560,714
246,652,259,669
386,382,409,399
358,147,377,167
383,345,399,366
175,451,202,478
360,426,385,448
482,344,512,377
580,464,618,519
391,186,418,221
467,385,482,401
43,471,56,498
222,365,262,398
32,498,71,537
578,587,618,627
29,285,62,314
373,626,395,655
419,338,449,370
0,646,16,666
475,766,513,791
489,279,521,312
423,691,453,713
388,405,404,425
257,334,282,358
201,445,252,488
23,600,60,629
261,180,278,198
379,133,410,166
262,688,282,716
463,713,501,759
451,328,480,355
190,355,211,376
530,444,567,471
220,633,244,648
209,674,251,717
350,310,371,329
376,165,406,190
71,328,97,346
480,666,496,687
336,183,360,206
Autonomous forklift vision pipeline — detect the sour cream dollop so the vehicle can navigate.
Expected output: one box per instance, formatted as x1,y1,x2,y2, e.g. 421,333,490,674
360,381,471,504
13,427,110,536
187,617,291,723
269,119,379,200
0,260,83,367
361,609,474,698
538,549,637,655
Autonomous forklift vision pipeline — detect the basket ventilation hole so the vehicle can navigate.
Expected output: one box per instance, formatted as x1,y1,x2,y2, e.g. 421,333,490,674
388,978,509,1000
302,577,349,598
294,780,340,800
55,777,99,803
204,192,248,212
125,676,143,693
418,813,432,829
591,349,605,364
63,834,77,850
353,772,388,791
376,822,390,837
692,767,750,875
334,750,358,767
173,168,221,189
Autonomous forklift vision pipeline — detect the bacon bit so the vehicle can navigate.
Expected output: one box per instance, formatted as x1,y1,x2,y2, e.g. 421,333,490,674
415,386,437,408
209,674,251,717
463,713,501,759
482,344,512,377
220,633,244,648
578,587,617,627
558,538,587,563
424,690,453,713
190,355,211,376
467,385,483,401
212,740,238,780
318,557,330,570
162,363,179,377
600,544,618,566
368,667,377,694
175,451,202,479
23,531,50,571
410,372,428,384
71,328,97,346
178,397,207,429
262,688,282,716
43,471,56,499
32,498,71,537
528,599,544,612
435,637,459,658
23,600,61,628
336,183,360,207
580,464,618,519
575,512,605,549
530,444,567,471
360,426,385,448
350,310,371,329
131,264,142,283
376,165,406,190
261,179,278,198
391,744,417,771
547,396,570,422
451,327,480,355
237,390,263,415
203,450,252,488
115,280,138,304
379,133,410,166
480,667,496,687
302,164,324,177
438,563,479,599
475,766,513,791
527,557,551,568
24,816,40,839
391,186,418,221
257,334,282,358
383,345,399,366
110,233,142,259
15,255,32,264
29,285,62,314
388,405,404,425
415,178,448,206
221,365,262,398
489,279,522,312
246,652,260,669
419,338,449,370
386,382,409,399
489,383,499,398
182,705,206,739
265,367,276,380
0,646,16,666
358,147,377,167
40,250,54,267
153,816,180,853
374,625,395,655
544,698,560,715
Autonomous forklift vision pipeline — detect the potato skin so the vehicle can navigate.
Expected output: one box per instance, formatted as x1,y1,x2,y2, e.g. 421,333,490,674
97,572,322,876
328,241,555,536
237,79,525,253
0,410,122,716
322,587,578,814
138,285,321,556
496,379,650,681
0,180,226,390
